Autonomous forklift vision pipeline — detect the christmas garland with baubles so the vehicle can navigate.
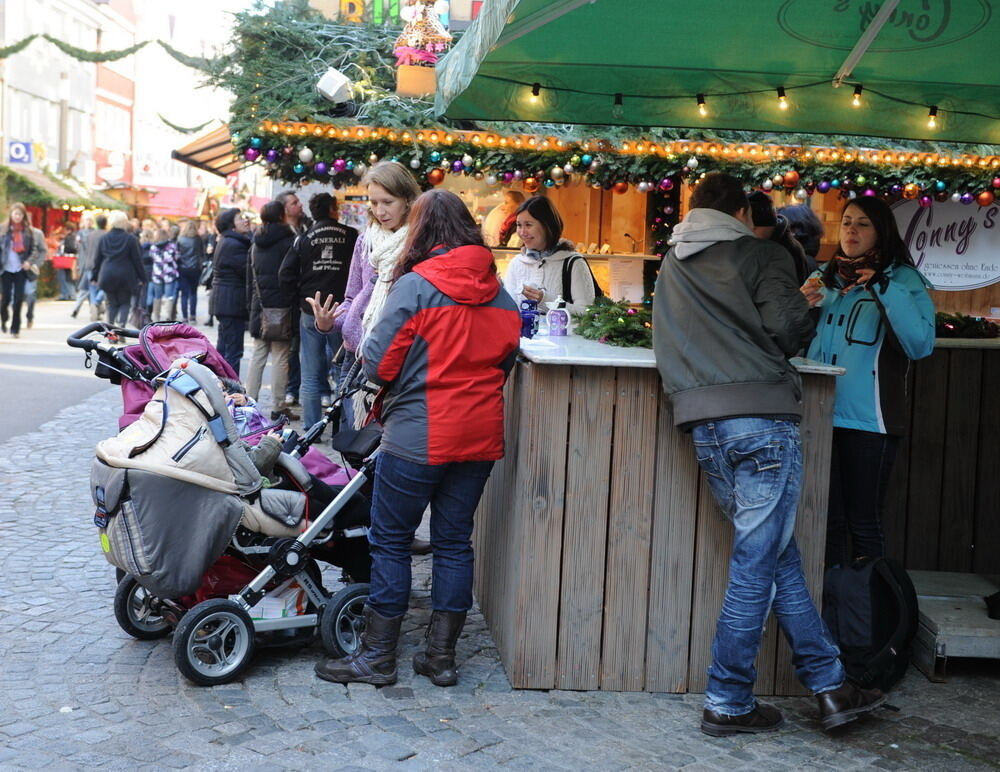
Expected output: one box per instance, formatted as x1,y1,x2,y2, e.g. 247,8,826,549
573,298,653,348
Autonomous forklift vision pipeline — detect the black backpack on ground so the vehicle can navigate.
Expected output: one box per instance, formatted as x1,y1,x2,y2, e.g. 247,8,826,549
561,254,604,305
822,556,919,692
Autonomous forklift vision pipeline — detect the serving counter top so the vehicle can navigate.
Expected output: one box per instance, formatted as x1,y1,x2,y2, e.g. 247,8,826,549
517,335,845,376
934,337,1000,349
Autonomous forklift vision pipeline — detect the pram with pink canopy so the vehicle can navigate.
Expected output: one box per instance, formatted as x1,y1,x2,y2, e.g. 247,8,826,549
68,321,380,685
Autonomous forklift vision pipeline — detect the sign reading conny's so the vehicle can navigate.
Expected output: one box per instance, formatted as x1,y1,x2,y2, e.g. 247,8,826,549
893,200,1000,291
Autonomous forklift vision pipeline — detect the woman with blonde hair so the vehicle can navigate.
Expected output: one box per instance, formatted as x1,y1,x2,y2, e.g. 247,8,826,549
333,161,420,426
91,210,144,326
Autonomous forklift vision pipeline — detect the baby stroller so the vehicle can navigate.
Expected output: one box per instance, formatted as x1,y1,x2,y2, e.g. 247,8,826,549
68,321,381,686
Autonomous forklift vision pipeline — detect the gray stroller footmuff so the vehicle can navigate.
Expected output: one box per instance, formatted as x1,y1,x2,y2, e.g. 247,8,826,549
91,358,306,599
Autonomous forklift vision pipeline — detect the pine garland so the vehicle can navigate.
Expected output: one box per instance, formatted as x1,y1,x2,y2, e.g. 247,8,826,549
0,34,38,59
42,34,148,62
936,312,999,339
573,297,653,348
156,40,222,74
158,114,216,135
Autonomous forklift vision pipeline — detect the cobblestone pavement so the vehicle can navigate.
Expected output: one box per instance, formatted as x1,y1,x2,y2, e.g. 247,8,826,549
1,386,998,770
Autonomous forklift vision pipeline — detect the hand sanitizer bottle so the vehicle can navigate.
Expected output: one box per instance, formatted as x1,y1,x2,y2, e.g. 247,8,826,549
547,296,569,336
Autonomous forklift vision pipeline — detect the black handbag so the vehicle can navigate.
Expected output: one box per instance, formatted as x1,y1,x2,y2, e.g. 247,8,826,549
251,245,292,341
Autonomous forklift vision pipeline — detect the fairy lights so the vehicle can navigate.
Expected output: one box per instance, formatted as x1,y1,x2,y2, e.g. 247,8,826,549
776,87,788,110
927,106,938,129
852,85,863,108
697,93,707,117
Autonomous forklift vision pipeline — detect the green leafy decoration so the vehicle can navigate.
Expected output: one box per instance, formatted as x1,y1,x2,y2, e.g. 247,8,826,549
0,35,38,59
158,114,216,135
935,312,998,339
156,40,223,75
573,297,653,348
42,34,148,62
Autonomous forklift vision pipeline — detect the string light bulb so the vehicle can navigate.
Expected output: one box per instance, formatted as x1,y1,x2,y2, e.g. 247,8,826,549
697,93,707,117
776,86,788,110
852,84,863,108
529,83,541,104
927,105,938,129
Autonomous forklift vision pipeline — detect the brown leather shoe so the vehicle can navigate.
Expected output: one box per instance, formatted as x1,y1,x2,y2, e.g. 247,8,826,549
700,702,784,737
817,681,886,731
315,606,402,685
413,610,466,686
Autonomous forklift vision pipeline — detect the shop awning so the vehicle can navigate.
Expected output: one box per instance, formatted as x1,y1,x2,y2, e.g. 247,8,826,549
0,165,123,209
435,0,1000,145
146,186,201,217
171,124,242,178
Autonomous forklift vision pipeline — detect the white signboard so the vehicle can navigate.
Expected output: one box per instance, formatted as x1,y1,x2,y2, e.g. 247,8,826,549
608,258,645,303
894,199,1000,290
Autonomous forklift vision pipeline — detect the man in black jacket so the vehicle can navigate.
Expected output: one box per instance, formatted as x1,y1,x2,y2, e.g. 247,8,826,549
653,173,885,737
280,192,358,428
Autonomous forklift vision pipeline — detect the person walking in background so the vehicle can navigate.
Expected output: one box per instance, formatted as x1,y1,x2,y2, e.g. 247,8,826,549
313,189,520,688
279,192,358,429
54,221,78,300
148,228,180,321
802,197,935,568
200,219,217,327
337,161,421,427
246,201,298,420
1,202,46,337
176,220,205,324
779,204,825,261
91,210,144,327
502,196,598,316
482,190,524,248
276,190,310,235
747,192,817,285
211,208,253,377
275,190,308,408
72,214,106,320
653,172,885,736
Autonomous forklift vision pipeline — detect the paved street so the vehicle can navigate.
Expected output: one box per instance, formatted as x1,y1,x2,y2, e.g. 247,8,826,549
0,302,998,769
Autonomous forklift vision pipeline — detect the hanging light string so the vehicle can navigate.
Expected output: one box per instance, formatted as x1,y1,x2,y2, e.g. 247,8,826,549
495,73,1000,124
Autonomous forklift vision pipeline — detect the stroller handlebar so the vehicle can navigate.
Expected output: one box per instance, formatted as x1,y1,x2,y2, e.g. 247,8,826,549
66,322,141,350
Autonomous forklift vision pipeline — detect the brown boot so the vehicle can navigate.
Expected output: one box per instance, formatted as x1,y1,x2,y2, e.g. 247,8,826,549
413,610,466,686
816,681,886,731
700,702,784,737
314,606,402,685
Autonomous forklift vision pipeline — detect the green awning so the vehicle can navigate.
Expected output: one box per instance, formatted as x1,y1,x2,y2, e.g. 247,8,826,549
436,0,1000,145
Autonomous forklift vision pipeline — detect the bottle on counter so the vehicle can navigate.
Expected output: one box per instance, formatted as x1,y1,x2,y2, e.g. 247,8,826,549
547,296,569,336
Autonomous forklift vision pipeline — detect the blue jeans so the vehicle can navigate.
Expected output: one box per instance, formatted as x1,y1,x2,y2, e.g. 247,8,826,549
216,315,246,377
148,280,178,300
299,312,342,427
367,452,495,618
178,269,200,319
691,418,844,715
57,268,75,299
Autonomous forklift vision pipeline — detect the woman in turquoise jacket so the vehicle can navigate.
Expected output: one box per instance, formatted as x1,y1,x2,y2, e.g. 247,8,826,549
802,196,935,567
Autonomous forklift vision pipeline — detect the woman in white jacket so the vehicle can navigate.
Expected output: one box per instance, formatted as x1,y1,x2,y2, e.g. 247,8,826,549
501,196,597,317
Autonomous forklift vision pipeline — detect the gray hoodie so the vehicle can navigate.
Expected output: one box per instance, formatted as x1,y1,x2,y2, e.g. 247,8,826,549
652,208,815,428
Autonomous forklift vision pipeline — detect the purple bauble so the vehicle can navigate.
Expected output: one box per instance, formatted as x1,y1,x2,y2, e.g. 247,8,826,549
658,177,674,191
891,184,903,195
663,205,675,215
502,172,514,183
264,148,279,163
451,160,464,173
313,161,329,176
333,158,347,173
244,147,261,162
863,188,877,197
513,170,523,181
816,180,831,194
961,192,975,205
918,195,933,208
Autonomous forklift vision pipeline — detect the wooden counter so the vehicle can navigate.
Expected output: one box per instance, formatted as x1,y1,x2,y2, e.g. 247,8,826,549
473,336,843,694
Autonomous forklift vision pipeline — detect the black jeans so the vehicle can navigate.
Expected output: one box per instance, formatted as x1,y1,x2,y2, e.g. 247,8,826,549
216,315,246,378
825,428,900,567
104,288,132,327
1,270,27,334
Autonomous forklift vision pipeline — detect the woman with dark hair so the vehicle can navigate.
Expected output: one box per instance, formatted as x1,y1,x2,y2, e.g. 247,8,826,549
246,201,298,420
779,204,825,260
176,219,205,324
502,195,597,316
310,189,520,688
211,208,253,375
801,197,935,567
1,203,46,337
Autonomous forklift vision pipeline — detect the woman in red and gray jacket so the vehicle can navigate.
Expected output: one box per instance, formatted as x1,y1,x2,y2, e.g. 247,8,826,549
311,189,520,688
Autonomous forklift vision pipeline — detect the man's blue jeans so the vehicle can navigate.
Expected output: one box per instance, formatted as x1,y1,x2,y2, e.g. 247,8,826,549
299,312,341,428
691,417,844,715
367,452,494,618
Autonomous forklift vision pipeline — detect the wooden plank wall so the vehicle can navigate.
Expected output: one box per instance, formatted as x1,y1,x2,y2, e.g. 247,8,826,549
883,347,1000,574
475,361,836,694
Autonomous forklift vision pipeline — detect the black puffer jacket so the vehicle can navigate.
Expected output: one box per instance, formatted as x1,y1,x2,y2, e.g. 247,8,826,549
247,223,296,339
212,229,252,318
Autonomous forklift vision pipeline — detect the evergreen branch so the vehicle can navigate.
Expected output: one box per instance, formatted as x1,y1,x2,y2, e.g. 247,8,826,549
42,34,148,62
0,35,38,59
156,40,222,74
157,114,216,134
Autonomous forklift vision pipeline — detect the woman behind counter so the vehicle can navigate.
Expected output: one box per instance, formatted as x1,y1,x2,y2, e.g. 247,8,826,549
801,196,935,568
502,196,598,316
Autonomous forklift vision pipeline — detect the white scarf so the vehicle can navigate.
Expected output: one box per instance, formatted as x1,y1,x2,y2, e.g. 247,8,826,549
354,222,408,429
360,222,409,339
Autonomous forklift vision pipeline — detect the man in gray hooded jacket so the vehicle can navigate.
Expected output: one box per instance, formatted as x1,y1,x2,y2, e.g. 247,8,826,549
653,173,885,736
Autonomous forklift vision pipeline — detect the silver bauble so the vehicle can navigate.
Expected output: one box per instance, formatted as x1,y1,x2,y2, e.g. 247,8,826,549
368,153,379,164
795,188,808,201
409,158,421,169
950,192,961,203
298,147,314,164
550,166,564,180
686,156,699,169
762,179,774,191
462,154,474,167
563,163,575,176
353,162,366,177
486,175,498,186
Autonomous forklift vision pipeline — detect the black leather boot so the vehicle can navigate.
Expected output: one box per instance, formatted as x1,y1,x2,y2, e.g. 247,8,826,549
817,681,886,731
413,610,466,686
314,606,402,685
700,702,784,737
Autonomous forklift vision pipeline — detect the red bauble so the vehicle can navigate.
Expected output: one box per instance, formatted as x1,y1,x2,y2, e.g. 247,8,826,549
612,181,629,194
523,176,540,193
783,169,800,187
992,177,1000,189
427,169,445,186
977,190,995,207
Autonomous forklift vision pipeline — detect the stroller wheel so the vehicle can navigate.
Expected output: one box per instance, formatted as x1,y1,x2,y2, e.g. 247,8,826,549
320,583,370,658
172,599,256,686
114,575,172,640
